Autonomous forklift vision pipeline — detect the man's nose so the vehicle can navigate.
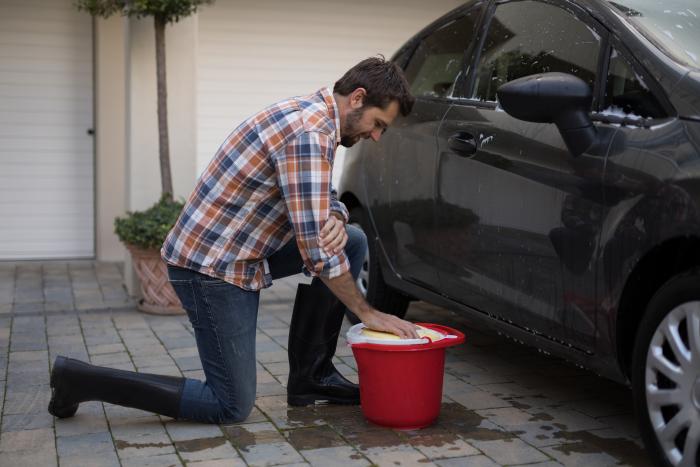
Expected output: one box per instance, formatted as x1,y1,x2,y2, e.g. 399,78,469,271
370,128,382,142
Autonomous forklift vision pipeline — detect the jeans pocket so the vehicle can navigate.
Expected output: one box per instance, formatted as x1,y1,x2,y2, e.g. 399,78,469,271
169,279,199,325
200,277,230,288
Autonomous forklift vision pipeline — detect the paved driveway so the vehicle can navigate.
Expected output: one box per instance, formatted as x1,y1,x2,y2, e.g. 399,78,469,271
0,262,650,466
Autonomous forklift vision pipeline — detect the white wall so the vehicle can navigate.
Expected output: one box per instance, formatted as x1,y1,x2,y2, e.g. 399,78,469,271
119,0,464,212
101,0,465,292
196,0,465,181
126,15,198,211
122,16,199,293
95,15,127,262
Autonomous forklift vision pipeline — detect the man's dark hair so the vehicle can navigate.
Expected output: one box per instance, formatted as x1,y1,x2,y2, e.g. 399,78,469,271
334,56,414,116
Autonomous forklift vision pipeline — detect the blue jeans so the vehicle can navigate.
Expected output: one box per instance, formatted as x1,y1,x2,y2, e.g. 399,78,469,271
167,224,367,424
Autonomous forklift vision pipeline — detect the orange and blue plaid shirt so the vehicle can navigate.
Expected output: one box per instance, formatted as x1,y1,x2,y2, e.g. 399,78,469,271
161,87,350,291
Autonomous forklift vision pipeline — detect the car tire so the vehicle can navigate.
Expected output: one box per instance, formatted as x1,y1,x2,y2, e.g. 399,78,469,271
631,269,700,467
346,207,410,324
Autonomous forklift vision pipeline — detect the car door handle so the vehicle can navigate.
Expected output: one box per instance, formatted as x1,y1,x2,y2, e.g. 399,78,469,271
448,132,477,156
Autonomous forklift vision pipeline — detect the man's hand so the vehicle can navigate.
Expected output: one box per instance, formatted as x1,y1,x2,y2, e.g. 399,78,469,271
319,214,348,256
319,272,419,339
358,308,419,340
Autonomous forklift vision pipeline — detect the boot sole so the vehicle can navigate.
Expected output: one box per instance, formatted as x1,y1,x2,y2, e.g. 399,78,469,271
287,394,360,407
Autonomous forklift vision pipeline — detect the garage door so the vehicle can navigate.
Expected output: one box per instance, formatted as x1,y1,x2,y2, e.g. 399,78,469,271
196,0,464,179
0,0,94,259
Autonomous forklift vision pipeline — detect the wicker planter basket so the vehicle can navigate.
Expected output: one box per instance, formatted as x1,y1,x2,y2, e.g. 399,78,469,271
127,245,184,315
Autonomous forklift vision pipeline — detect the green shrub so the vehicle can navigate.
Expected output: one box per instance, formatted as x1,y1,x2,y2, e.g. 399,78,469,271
114,195,184,250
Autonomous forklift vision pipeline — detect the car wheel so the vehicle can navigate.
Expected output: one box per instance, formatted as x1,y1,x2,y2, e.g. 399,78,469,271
346,207,409,324
631,269,700,467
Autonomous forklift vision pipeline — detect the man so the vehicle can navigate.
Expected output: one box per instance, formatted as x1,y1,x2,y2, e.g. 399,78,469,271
48,57,418,424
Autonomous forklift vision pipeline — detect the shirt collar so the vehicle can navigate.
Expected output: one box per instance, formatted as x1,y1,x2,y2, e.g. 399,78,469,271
320,86,342,145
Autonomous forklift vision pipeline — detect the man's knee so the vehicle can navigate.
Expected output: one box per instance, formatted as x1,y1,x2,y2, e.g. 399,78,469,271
218,393,255,424
218,404,253,424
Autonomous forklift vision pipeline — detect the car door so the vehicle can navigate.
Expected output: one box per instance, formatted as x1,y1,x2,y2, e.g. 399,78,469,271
434,0,609,349
595,37,677,359
366,6,483,292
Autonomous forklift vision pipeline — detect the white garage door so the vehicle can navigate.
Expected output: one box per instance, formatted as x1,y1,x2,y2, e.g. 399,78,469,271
196,0,464,180
0,0,94,259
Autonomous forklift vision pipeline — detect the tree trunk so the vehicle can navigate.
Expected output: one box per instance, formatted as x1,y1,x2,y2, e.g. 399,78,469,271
154,15,173,199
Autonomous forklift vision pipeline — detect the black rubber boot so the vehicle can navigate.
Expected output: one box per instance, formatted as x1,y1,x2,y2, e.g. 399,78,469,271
287,281,360,406
48,356,186,419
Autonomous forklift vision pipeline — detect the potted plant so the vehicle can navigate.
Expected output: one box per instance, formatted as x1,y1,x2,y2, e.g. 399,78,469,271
114,195,185,314
77,0,211,313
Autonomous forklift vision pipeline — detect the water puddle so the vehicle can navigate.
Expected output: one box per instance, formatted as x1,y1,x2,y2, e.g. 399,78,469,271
114,440,171,450
285,405,338,427
507,399,532,410
552,430,652,466
438,402,513,441
528,412,554,422
222,424,281,450
174,437,227,452
285,425,345,450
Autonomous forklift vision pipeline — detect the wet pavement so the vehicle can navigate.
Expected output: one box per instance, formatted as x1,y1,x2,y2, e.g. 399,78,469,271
0,261,652,466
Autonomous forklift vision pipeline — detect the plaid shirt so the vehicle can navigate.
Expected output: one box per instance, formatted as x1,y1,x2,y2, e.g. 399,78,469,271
162,87,350,291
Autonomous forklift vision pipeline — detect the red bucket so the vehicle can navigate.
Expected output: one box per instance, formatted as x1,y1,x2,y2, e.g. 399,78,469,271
349,323,465,430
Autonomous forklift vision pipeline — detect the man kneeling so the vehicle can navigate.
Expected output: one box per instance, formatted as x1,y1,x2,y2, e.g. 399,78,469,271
49,57,418,424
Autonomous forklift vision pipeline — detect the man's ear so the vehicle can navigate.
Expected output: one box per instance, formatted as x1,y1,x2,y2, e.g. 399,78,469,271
349,88,367,110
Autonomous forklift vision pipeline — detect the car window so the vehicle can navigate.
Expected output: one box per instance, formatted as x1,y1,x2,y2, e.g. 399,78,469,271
403,11,480,99
473,0,601,103
392,46,414,70
602,47,667,119
608,0,700,70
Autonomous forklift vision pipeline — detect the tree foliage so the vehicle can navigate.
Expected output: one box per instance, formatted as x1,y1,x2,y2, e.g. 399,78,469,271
114,194,184,249
76,0,212,201
75,0,212,24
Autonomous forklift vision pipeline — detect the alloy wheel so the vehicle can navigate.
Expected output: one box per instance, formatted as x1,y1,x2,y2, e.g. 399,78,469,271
645,301,700,466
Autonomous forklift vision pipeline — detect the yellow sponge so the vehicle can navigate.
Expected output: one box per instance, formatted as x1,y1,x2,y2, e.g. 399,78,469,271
360,325,443,341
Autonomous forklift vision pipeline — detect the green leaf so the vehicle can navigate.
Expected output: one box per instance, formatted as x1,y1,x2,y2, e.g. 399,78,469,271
74,0,213,23
114,194,185,250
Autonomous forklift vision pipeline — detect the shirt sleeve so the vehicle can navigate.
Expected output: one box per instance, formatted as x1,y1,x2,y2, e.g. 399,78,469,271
272,131,351,279
330,184,349,223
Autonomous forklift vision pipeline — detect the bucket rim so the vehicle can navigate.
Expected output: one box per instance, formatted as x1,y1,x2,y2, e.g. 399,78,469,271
349,323,465,351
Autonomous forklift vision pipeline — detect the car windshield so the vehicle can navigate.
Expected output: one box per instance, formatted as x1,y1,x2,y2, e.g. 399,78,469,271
608,0,699,69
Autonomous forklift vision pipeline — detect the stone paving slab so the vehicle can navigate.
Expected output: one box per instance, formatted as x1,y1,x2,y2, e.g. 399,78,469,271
0,261,652,466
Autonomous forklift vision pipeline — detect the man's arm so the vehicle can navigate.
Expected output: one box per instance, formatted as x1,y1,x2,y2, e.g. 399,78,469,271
273,131,416,338
320,272,418,339
273,131,350,278
330,184,349,223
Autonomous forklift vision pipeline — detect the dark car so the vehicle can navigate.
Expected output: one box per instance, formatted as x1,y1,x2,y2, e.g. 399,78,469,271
338,0,700,465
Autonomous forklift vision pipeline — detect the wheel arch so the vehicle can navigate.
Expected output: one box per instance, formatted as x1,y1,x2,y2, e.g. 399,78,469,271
340,192,362,216
616,235,700,378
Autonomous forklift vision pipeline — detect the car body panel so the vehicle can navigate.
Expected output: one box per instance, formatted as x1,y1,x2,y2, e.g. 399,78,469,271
364,99,448,292
435,103,609,351
674,72,700,120
338,0,700,385
599,118,700,359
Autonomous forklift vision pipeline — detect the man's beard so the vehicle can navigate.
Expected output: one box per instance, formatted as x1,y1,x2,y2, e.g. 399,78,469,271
340,107,364,148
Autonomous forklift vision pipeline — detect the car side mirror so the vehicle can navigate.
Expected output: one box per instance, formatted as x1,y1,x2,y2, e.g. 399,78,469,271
496,72,597,156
